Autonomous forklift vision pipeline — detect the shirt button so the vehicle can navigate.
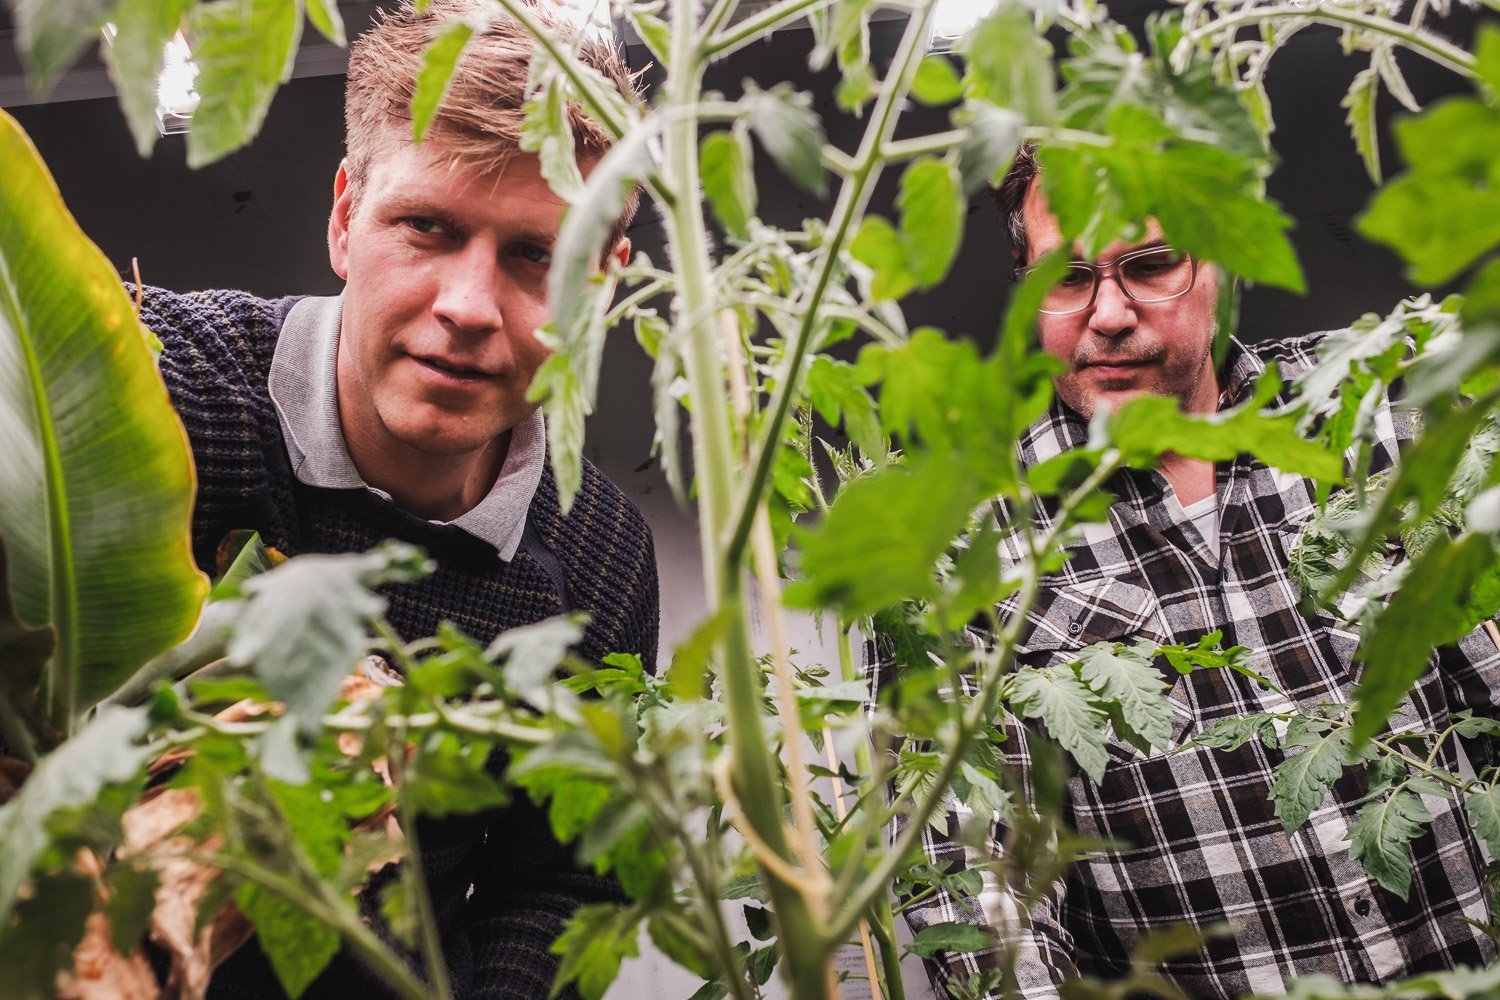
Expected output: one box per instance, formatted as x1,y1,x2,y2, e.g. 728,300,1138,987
1354,897,1371,917
1068,620,1082,636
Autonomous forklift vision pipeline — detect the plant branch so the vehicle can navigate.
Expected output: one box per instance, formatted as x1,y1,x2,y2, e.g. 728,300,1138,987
703,0,834,60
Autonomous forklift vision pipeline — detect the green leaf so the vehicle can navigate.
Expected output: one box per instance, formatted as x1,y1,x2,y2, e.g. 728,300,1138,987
906,921,994,958
647,913,715,979
1464,784,1500,858
550,903,641,1000
1347,788,1431,900
304,0,347,45
962,3,1055,123
955,102,1024,196
1009,665,1111,783
237,880,342,999
626,8,671,66
1075,642,1173,754
700,130,757,241
937,523,1011,632
0,706,149,927
897,157,965,289
805,356,882,457
209,530,279,602
912,55,964,106
0,537,56,756
11,0,115,94
1353,534,1499,749
413,16,478,145
185,0,303,168
743,82,828,196
98,0,194,158
784,453,984,617
104,863,160,954
228,543,429,783
0,111,208,734
404,735,509,818
1343,66,1382,185
1359,96,1500,286
1269,724,1351,832
850,216,916,302
1108,371,1345,485
1190,712,1278,752
0,869,96,999
537,127,652,510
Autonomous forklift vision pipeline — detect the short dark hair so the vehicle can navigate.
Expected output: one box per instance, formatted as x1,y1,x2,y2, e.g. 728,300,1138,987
990,140,1039,271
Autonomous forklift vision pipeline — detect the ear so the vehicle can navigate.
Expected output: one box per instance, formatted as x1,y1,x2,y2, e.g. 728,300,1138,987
608,236,631,271
328,160,354,280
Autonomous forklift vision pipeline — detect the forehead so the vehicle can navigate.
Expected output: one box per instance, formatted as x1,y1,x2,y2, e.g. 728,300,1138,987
360,141,571,220
1020,182,1166,261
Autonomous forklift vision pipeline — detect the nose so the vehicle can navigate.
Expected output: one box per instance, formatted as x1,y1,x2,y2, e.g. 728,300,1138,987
1086,271,1138,339
431,241,504,334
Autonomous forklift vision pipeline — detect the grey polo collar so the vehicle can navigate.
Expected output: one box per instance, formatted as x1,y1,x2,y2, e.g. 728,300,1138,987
267,294,545,561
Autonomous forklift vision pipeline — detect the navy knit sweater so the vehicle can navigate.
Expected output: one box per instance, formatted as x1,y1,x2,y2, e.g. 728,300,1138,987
139,286,660,1000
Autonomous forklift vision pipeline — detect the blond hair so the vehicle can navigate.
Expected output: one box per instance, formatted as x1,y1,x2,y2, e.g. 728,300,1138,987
343,0,640,247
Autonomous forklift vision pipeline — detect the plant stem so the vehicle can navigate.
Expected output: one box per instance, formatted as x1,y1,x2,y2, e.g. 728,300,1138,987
703,0,834,60
1179,2,1476,78
392,751,454,1000
725,1,937,573
202,850,434,1000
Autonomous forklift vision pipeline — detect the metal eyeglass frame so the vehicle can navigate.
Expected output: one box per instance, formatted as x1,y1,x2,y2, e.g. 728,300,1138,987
1013,245,1199,316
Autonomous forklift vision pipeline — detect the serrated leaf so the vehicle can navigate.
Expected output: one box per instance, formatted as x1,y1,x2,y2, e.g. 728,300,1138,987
237,881,341,999
805,356,882,457
1354,534,1498,749
412,17,478,144
185,0,302,168
898,157,965,289
700,130,756,240
1269,726,1351,832
912,55,964,106
962,3,1055,123
1191,712,1277,752
648,913,715,979
1347,788,1431,900
1009,665,1110,783
0,706,149,927
1075,642,1172,754
955,101,1024,196
1359,95,1500,286
551,903,640,1000
850,215,915,301
1343,66,1382,185
99,0,194,158
743,82,827,196
228,543,428,783
1465,784,1500,857
1108,370,1345,485
11,0,115,94
784,453,984,617
906,921,994,958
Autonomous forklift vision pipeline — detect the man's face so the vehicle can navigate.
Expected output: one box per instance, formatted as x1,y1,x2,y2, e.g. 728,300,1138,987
328,142,626,471
1022,184,1220,420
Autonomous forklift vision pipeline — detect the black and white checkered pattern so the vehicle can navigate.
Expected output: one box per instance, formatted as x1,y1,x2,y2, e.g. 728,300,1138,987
900,333,1500,999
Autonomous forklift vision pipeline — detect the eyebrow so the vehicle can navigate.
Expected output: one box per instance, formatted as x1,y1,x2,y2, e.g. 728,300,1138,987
382,198,560,247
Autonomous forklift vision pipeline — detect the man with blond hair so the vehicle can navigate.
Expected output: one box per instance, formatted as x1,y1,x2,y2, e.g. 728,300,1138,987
137,2,659,997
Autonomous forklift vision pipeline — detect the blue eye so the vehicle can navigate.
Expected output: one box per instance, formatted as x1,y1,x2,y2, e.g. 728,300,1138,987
519,245,552,265
404,217,442,234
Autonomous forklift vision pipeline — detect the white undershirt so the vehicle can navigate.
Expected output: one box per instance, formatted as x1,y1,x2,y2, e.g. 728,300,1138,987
1182,493,1219,557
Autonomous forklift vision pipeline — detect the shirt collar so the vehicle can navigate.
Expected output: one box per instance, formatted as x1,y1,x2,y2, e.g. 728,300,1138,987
267,294,546,561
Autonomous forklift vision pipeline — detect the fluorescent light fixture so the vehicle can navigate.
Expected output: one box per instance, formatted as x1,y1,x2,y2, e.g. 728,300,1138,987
100,25,200,136
928,0,999,51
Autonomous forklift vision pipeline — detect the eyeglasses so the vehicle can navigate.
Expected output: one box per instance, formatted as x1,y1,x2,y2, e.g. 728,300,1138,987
1015,245,1198,316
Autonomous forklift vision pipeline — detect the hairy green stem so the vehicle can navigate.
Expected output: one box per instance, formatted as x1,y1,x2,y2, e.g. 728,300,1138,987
725,1,937,572
396,780,455,1000
703,0,834,59
1180,2,1476,78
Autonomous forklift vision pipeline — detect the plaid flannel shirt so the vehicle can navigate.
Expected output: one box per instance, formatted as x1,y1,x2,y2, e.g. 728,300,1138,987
900,333,1500,999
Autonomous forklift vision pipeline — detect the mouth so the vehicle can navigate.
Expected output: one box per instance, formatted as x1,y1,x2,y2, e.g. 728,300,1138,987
411,354,492,382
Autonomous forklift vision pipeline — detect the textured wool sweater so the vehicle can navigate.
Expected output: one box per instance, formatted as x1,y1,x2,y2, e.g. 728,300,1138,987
139,286,660,1000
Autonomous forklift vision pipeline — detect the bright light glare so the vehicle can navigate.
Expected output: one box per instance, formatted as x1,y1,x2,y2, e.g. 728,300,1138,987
555,0,616,43
928,0,999,50
156,31,200,131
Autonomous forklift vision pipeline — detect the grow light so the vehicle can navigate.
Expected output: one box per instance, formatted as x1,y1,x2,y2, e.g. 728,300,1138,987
99,24,199,136
928,0,999,51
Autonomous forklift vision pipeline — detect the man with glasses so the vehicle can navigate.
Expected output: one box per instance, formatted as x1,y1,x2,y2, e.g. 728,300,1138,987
898,142,1500,998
